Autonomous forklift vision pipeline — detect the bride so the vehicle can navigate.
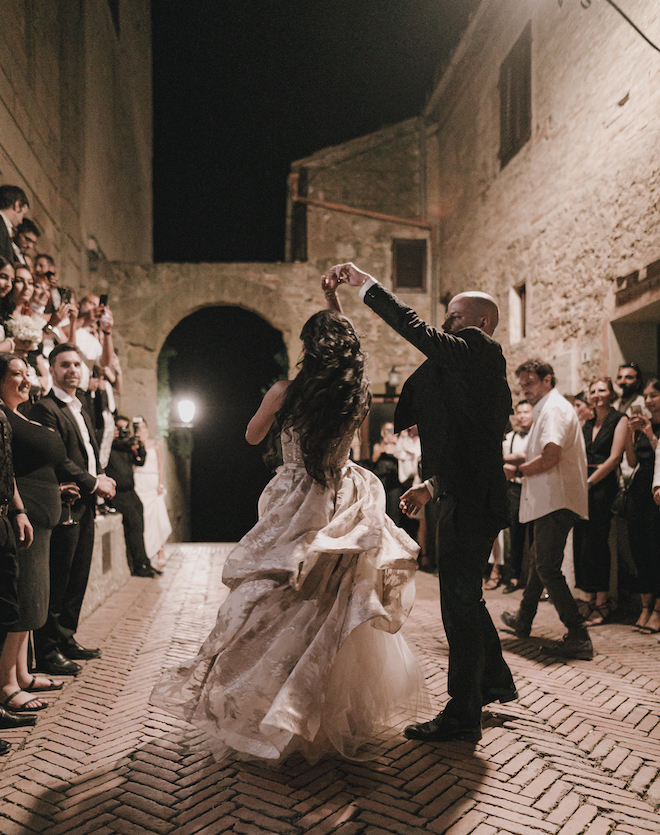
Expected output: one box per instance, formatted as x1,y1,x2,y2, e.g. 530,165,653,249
150,282,428,764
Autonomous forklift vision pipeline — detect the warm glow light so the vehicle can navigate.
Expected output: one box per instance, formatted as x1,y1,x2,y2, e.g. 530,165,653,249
178,399,196,425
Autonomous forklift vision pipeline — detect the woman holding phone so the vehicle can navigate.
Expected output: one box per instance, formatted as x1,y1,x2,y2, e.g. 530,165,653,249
625,380,660,633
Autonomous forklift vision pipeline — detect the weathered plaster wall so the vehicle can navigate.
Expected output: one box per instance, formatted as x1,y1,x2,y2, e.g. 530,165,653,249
0,0,152,284
424,0,660,394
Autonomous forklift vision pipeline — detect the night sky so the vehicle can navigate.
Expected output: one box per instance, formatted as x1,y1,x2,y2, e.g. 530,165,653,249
152,0,480,264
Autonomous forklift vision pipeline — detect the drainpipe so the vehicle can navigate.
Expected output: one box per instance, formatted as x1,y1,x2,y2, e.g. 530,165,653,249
288,173,431,230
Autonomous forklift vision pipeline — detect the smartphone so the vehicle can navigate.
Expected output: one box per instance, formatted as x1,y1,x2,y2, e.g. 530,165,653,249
99,294,109,306
631,404,642,415
60,288,71,304
132,416,143,426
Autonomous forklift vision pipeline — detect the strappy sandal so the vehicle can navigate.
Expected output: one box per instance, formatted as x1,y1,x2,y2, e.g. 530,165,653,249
2,690,48,713
633,607,653,632
639,607,660,634
585,602,612,627
23,676,63,693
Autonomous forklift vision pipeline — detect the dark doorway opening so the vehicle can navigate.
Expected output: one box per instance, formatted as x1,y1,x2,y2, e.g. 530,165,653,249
163,306,288,542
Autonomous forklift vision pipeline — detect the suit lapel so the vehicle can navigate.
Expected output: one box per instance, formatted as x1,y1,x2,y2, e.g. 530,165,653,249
49,391,95,467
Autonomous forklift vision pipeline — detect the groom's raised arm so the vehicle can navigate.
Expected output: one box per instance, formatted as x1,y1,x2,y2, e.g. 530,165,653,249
327,262,473,365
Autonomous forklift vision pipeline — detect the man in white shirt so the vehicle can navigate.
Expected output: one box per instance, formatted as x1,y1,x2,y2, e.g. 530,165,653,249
0,185,29,264
501,359,592,660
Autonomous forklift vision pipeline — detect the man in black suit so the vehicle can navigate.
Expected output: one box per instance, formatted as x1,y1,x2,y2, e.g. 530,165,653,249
326,262,515,744
29,344,116,676
0,185,29,264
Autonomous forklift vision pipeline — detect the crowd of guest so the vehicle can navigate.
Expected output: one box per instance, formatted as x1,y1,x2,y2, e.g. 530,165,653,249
0,184,170,754
488,358,660,659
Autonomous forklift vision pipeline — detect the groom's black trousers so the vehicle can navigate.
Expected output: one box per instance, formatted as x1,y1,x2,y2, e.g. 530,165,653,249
435,493,515,728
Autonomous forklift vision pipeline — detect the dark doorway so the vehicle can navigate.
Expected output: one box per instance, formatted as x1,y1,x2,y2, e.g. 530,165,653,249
163,306,288,542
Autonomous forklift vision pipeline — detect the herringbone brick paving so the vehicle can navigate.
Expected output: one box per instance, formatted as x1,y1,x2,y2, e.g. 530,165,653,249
2,544,660,834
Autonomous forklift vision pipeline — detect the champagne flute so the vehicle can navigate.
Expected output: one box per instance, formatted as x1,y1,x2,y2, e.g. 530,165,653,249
60,482,80,527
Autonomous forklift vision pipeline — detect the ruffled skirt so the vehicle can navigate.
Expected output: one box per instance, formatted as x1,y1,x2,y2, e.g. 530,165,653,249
150,461,429,763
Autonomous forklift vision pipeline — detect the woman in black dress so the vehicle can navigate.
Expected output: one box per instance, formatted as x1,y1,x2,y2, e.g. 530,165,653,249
0,354,71,711
624,379,660,633
573,377,628,625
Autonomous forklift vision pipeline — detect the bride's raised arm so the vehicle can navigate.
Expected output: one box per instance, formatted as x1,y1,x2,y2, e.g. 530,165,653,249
245,379,289,445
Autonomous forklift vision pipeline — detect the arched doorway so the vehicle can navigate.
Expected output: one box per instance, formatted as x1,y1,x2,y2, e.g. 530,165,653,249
160,306,288,542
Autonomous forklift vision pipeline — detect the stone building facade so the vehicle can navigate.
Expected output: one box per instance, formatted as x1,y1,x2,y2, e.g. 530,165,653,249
0,0,152,282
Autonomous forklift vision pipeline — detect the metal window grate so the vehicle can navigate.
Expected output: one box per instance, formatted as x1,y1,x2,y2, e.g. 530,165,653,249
392,239,427,291
499,23,532,168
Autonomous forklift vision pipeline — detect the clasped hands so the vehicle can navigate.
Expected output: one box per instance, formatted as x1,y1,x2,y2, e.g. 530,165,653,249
321,262,373,296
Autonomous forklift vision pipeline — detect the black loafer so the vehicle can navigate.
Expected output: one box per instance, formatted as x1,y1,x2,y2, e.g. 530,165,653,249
404,718,482,743
35,651,82,676
133,566,160,577
0,739,11,755
63,641,102,660
0,706,37,729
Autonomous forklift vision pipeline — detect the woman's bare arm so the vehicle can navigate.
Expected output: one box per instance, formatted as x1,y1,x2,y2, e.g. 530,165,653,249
245,380,289,445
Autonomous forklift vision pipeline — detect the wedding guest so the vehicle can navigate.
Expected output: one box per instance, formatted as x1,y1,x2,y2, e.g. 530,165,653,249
105,416,161,578
625,379,660,633
34,254,60,310
0,354,71,711
0,185,29,264
10,264,34,315
12,219,39,270
573,378,627,626
501,359,591,660
372,421,402,524
134,417,172,570
615,363,646,416
500,400,534,593
0,397,36,752
29,344,116,676
0,257,16,352
573,392,593,427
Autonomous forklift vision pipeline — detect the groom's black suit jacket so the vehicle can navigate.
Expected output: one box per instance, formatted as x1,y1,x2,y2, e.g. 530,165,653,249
364,283,512,528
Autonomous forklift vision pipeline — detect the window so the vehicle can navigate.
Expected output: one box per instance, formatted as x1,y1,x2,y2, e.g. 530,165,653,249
499,23,532,168
392,239,427,291
509,283,527,343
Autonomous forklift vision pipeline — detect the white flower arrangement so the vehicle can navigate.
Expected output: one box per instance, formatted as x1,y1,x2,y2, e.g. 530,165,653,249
7,314,43,349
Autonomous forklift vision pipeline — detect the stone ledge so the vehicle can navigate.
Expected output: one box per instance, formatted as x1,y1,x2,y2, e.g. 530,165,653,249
79,513,132,623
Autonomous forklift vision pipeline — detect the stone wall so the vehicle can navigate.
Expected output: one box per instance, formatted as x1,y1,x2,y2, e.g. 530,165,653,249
423,0,660,394
0,0,152,285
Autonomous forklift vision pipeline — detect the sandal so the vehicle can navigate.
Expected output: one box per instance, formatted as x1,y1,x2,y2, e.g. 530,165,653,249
633,607,653,632
2,689,48,713
23,676,63,693
484,576,501,590
585,602,611,627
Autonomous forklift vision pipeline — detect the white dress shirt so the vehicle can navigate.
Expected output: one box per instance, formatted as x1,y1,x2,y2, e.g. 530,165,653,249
519,388,588,523
52,385,98,481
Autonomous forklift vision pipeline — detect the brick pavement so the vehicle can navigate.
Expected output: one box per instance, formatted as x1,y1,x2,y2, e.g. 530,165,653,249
1,543,660,835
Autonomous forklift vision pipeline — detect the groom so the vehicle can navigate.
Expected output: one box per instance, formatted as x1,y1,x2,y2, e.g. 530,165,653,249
327,262,516,743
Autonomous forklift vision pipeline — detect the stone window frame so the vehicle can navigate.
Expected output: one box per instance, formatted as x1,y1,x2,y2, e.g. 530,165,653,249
391,238,428,293
509,282,528,344
499,22,532,168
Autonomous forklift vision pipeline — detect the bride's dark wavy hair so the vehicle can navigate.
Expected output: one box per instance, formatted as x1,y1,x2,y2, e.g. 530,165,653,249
267,310,371,485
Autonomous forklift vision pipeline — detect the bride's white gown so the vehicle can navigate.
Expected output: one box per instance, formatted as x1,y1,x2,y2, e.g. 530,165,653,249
150,430,429,763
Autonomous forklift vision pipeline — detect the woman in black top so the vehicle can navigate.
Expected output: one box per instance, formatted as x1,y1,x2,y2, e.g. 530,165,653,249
573,377,627,625
624,379,660,633
0,354,70,711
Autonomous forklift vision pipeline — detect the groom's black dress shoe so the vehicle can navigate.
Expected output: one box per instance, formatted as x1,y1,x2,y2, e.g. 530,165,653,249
35,651,82,676
482,686,518,706
404,718,482,743
63,641,102,660
0,706,37,729
0,739,11,755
